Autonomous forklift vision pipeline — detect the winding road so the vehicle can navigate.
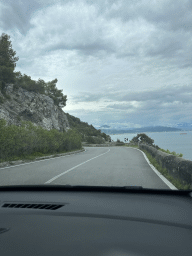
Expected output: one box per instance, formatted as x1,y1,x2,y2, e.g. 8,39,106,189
0,147,175,189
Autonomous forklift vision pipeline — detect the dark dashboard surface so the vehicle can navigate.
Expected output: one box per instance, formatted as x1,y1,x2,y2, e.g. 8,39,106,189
0,186,192,256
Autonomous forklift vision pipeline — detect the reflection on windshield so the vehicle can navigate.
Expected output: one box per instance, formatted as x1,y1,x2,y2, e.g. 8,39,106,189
0,0,191,190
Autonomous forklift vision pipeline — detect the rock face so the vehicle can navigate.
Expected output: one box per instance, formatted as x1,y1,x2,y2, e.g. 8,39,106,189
0,84,70,131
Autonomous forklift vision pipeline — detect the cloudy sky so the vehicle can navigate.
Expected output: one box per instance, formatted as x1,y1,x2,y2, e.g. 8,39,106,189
1,0,192,129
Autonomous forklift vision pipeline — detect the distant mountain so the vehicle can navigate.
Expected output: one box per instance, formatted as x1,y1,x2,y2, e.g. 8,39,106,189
100,125,110,128
174,122,192,130
101,126,182,134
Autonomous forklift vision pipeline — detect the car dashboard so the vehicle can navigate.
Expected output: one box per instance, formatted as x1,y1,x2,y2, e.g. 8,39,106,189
0,185,192,256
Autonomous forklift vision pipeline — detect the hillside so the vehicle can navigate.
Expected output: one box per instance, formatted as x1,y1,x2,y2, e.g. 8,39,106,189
0,33,110,144
0,84,110,143
66,113,111,143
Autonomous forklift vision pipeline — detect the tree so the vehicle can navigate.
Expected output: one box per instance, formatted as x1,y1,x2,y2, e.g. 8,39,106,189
131,133,154,145
14,72,45,94
45,79,67,107
0,34,67,106
0,33,19,85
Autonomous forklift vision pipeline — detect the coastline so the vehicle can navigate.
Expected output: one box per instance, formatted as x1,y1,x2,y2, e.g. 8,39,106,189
110,131,192,161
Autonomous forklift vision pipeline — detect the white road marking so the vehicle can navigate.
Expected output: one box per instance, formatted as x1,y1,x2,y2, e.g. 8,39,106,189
0,150,85,170
128,147,178,190
44,149,111,184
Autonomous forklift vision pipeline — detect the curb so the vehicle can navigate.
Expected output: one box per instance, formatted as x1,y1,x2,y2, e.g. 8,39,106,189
83,143,124,147
0,149,85,169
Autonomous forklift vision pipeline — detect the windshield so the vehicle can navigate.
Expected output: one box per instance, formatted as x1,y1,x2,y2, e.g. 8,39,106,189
0,0,191,190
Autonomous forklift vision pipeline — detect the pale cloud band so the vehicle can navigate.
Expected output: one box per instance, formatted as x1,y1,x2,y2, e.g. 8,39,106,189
0,0,192,128
66,85,192,127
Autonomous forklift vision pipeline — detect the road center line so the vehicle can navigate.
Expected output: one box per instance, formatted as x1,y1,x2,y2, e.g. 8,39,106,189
44,149,110,184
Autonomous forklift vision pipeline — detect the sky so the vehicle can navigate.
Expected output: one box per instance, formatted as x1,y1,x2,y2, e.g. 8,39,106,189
0,0,192,129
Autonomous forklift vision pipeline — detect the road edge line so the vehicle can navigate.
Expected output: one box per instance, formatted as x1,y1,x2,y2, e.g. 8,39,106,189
128,147,178,190
0,149,85,170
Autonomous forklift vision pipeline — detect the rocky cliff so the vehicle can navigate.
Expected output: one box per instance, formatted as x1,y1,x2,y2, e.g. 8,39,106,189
0,84,70,131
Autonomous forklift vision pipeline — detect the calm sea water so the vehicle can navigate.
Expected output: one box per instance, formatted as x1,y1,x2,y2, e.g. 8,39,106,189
110,131,192,161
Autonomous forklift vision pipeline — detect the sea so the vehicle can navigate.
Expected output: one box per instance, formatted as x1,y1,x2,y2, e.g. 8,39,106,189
110,131,192,161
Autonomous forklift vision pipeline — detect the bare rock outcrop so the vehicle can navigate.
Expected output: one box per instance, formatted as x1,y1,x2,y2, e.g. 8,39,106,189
0,84,70,131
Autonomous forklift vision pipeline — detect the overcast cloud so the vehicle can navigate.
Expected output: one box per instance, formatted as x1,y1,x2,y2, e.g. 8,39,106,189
0,0,192,128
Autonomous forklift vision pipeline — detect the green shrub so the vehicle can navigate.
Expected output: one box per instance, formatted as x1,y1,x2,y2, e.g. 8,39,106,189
0,119,82,162
86,136,105,144
130,133,154,145
115,143,125,146
66,113,111,142
159,148,183,157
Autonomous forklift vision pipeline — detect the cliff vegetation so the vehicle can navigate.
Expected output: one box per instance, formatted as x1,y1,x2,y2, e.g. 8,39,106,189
0,33,67,108
66,113,111,144
0,119,81,162
0,33,110,161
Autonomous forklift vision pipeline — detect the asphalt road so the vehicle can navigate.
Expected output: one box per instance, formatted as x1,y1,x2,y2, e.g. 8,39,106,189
0,147,172,189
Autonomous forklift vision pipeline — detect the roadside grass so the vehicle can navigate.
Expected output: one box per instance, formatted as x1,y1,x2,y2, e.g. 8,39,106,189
0,148,84,164
159,148,183,157
125,144,138,149
142,150,191,190
115,143,125,146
